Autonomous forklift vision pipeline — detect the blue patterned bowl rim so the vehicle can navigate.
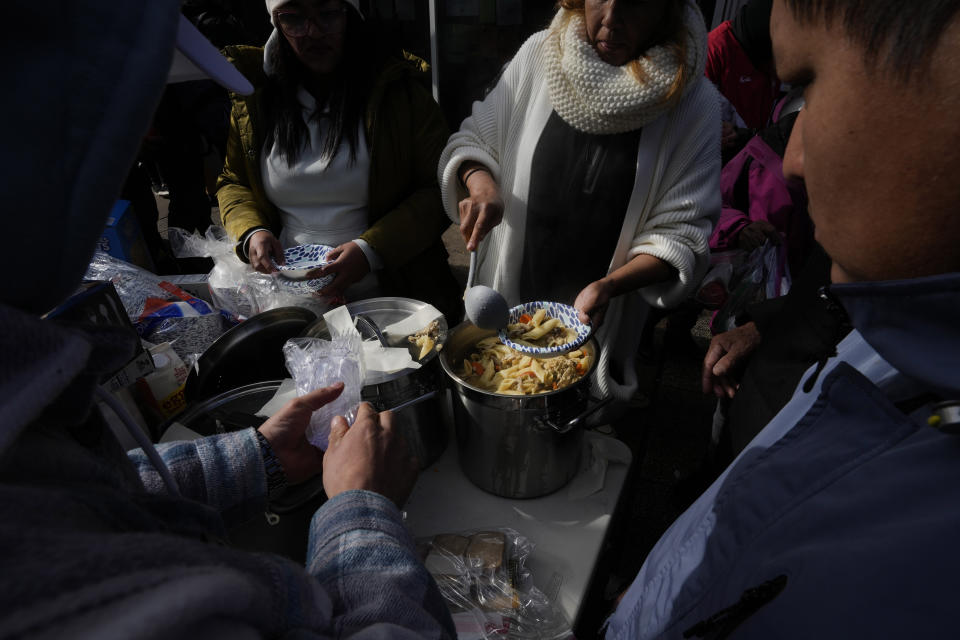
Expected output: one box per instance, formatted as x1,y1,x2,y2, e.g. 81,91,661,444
497,301,591,356
273,243,333,272
276,272,335,294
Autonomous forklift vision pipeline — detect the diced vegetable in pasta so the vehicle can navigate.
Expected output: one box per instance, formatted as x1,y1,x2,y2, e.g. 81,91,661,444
459,333,589,395
505,308,576,348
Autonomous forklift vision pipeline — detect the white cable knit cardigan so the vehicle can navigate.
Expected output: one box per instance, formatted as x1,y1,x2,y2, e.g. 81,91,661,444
438,19,721,403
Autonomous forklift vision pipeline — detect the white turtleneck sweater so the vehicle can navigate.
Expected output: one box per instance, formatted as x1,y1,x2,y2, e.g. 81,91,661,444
260,86,381,298
438,6,721,403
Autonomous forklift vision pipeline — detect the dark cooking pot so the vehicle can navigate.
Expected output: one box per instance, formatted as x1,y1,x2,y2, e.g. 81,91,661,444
301,297,449,468
171,380,325,513
440,322,609,499
185,306,317,404
165,380,324,564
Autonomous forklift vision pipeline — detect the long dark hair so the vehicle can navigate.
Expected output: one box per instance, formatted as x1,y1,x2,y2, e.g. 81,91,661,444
262,6,383,167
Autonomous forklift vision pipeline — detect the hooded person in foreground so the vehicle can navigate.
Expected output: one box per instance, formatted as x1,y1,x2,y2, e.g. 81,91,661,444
608,0,960,637
0,1,454,637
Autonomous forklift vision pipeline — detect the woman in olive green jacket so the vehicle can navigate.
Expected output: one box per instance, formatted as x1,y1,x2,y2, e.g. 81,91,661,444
216,0,460,320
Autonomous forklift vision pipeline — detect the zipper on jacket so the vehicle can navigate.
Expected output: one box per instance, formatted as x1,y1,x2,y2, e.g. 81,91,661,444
802,286,851,393
682,574,788,639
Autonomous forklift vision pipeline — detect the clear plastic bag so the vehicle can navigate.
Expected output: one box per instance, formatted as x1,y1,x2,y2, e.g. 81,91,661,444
282,336,363,449
147,311,233,368
169,226,256,319
417,528,573,640
84,251,171,320
695,250,740,310
245,272,335,317
710,241,792,334
169,226,334,319
83,251,233,366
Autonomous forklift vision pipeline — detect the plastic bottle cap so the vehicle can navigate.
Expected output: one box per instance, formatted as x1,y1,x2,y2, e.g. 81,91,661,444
152,352,170,369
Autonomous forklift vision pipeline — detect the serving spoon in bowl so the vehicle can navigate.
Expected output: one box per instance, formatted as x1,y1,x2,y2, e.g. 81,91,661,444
463,249,509,330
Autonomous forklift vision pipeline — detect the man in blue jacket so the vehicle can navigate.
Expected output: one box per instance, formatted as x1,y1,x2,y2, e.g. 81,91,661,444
0,1,454,637
608,0,960,637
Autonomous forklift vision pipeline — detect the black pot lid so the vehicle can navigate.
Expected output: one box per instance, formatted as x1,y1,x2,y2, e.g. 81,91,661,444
185,306,317,404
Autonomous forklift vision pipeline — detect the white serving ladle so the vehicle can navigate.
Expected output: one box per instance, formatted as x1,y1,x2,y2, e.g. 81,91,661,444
463,249,509,330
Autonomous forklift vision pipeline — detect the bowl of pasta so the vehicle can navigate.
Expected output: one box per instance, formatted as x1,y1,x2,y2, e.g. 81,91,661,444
497,302,591,358
440,321,607,498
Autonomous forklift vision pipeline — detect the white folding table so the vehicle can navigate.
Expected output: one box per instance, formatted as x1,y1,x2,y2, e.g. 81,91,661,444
403,427,633,633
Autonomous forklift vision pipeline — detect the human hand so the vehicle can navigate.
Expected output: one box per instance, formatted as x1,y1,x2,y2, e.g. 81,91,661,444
257,382,344,485
737,221,781,252
458,165,504,251
573,278,614,327
313,241,371,298
323,402,419,508
721,121,738,149
248,230,284,274
701,322,762,398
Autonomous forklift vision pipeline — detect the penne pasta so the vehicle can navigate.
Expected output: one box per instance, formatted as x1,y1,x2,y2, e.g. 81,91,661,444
459,332,590,395
416,336,435,360
505,307,574,349
529,358,546,382
531,308,546,327
521,317,562,340
479,357,496,384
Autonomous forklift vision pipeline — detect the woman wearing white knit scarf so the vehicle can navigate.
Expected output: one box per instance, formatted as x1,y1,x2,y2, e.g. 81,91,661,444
438,0,721,412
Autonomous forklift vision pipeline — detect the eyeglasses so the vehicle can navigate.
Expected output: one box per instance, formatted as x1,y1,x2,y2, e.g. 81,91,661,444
274,5,347,38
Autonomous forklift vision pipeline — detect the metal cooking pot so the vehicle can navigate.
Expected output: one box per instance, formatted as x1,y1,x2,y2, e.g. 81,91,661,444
440,322,609,499
301,297,448,468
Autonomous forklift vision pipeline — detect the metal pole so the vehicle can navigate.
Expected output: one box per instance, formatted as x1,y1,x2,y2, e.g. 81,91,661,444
428,0,440,102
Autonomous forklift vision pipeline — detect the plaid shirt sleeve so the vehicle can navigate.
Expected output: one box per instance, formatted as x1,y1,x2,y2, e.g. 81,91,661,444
127,428,268,528
307,490,457,639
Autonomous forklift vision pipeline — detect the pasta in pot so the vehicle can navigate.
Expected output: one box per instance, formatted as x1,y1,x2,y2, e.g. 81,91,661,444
459,336,591,395
504,307,577,349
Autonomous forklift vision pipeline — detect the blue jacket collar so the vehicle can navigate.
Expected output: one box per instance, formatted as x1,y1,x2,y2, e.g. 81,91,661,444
831,272,960,395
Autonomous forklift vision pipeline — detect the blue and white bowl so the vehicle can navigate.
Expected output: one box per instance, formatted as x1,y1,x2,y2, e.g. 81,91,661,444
276,274,335,295
498,301,591,358
272,244,333,280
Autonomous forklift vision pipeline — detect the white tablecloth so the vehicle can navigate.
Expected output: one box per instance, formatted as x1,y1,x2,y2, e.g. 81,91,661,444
403,427,632,630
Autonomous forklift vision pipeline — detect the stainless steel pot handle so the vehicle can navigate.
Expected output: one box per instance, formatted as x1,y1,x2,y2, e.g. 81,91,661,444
355,313,389,347
535,394,613,434
386,390,438,413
